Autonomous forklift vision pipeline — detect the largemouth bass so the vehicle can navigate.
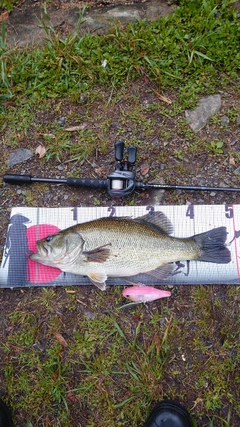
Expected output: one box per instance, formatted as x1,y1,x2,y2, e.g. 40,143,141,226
30,212,231,290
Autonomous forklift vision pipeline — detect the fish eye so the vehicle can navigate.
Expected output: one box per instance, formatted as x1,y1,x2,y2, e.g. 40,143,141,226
45,235,53,242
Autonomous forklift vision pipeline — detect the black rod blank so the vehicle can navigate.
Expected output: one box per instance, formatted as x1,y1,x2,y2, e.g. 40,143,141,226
3,173,240,194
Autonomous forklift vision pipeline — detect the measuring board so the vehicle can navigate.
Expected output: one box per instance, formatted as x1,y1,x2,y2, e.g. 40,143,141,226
0,205,240,288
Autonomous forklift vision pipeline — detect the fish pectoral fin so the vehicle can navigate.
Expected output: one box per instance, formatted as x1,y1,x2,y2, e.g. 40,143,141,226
146,263,174,280
88,273,107,290
83,243,111,263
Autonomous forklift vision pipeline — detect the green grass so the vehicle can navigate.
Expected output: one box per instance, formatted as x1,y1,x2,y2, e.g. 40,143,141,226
0,0,239,165
3,287,172,426
0,0,239,164
1,1,239,101
0,0,19,12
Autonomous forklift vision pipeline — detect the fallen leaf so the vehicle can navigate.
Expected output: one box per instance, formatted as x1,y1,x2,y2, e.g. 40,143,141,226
66,383,76,402
0,11,9,22
35,144,46,158
140,191,150,199
54,332,68,347
141,165,150,176
229,156,236,166
45,414,50,427
152,88,172,104
64,124,87,132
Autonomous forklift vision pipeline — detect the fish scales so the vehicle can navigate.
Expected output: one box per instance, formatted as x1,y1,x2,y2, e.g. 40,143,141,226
76,218,199,273
30,212,231,290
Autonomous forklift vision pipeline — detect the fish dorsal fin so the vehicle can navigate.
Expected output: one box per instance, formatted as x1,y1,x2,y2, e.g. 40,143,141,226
134,212,173,235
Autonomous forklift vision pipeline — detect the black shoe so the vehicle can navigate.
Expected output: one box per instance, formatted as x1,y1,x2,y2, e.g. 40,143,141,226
144,400,193,427
0,399,13,427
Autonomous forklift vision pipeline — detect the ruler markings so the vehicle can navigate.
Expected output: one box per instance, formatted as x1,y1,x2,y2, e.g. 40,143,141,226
1,205,240,286
232,205,240,278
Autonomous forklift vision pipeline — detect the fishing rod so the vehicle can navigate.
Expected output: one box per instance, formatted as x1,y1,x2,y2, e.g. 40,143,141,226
3,141,240,197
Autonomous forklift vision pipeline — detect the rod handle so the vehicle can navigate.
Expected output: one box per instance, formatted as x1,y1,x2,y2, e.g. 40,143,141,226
66,178,108,189
3,174,32,184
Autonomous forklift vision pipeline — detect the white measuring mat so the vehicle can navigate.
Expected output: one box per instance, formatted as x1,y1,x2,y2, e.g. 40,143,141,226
0,205,239,288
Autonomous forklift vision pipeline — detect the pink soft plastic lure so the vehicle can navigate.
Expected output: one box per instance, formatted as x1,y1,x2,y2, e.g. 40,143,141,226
122,286,171,303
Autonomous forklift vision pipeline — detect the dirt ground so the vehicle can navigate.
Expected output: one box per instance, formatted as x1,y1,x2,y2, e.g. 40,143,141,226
1,78,240,425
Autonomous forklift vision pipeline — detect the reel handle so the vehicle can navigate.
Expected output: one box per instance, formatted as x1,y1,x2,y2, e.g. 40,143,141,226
115,141,124,162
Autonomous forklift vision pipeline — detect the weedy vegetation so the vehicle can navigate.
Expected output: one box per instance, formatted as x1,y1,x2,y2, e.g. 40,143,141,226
0,0,240,425
2,286,240,426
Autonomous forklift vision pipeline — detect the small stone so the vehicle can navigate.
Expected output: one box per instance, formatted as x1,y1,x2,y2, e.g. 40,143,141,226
58,117,66,126
221,115,230,126
236,116,240,126
82,309,95,320
79,93,88,105
185,94,221,131
230,138,238,146
233,166,240,176
111,121,119,129
160,318,166,327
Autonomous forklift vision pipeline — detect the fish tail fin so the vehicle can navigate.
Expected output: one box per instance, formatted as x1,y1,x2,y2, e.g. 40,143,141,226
194,226,231,264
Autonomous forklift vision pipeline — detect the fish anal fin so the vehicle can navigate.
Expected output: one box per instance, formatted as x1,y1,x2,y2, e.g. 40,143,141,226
83,243,111,263
88,273,107,290
146,263,174,280
134,212,173,235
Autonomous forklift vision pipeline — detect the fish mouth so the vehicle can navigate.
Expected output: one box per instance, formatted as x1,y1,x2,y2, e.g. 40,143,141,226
36,242,50,257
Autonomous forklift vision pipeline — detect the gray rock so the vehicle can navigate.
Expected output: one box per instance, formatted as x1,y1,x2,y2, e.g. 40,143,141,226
185,94,221,131
5,0,176,47
8,148,34,167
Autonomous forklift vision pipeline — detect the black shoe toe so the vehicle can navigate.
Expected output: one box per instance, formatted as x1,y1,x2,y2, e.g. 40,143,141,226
144,400,193,427
0,399,13,427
